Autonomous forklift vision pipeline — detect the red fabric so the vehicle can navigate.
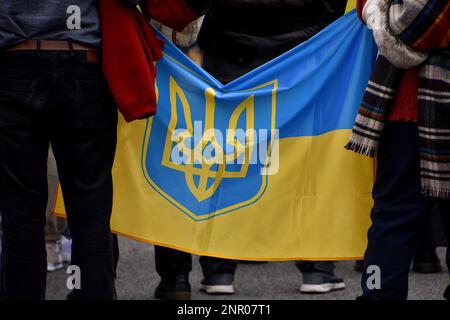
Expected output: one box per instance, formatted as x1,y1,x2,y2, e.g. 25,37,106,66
99,0,198,122
388,68,419,122
142,0,199,32
356,0,368,22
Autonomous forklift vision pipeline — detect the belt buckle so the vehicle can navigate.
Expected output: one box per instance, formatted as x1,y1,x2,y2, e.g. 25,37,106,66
85,50,99,64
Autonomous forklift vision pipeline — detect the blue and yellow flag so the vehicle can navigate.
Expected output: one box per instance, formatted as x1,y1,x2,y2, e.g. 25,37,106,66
57,11,376,261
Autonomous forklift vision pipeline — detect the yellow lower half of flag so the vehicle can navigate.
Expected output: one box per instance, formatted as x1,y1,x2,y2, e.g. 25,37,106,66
55,117,374,261
346,0,356,13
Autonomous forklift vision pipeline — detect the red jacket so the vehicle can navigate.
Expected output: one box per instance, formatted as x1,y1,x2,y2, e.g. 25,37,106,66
99,0,199,122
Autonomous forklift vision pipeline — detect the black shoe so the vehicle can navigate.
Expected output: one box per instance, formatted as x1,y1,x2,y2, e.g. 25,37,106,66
300,271,346,294
444,284,450,301
354,260,364,273
200,273,235,295
66,289,117,300
154,274,191,300
413,248,442,274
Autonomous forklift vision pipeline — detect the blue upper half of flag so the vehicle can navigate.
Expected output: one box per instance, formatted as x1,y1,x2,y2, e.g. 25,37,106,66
155,10,377,139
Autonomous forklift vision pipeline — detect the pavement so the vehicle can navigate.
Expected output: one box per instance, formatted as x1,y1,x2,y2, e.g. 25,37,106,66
45,237,449,300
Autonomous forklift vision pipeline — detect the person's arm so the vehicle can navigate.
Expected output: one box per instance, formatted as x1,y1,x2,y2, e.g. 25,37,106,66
140,0,211,32
356,0,431,69
318,0,348,29
358,0,450,52
388,0,450,52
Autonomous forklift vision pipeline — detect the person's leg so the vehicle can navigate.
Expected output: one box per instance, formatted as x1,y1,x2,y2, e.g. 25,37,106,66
155,246,192,279
412,207,442,274
355,205,444,274
361,122,435,300
154,246,192,300
51,52,117,300
439,202,450,300
45,147,66,272
112,234,119,277
439,203,450,272
296,261,345,293
199,256,237,294
0,219,2,258
0,51,51,299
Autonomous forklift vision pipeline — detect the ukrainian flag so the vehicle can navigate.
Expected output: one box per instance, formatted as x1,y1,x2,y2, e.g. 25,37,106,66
347,0,356,12
57,10,376,261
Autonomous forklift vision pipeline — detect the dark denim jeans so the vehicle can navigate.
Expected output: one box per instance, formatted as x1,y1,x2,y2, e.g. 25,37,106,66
296,261,336,274
361,122,450,300
0,50,117,300
154,246,237,280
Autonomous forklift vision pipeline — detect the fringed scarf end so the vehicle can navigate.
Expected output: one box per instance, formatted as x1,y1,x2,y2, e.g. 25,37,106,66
344,141,376,158
421,186,450,199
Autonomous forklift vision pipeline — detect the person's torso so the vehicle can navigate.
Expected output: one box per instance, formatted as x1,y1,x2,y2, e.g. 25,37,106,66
0,0,101,50
198,0,327,53
199,0,342,83
206,0,321,37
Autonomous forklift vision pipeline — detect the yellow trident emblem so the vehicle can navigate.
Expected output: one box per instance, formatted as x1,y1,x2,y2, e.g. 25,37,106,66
162,77,256,202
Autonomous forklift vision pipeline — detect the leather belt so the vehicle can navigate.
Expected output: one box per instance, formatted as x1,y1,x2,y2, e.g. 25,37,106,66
4,40,99,63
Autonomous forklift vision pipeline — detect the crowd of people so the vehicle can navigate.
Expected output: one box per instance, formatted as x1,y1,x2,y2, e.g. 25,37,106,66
0,0,449,300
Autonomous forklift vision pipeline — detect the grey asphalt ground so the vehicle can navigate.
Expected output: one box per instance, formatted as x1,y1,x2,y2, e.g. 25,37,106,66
46,237,449,300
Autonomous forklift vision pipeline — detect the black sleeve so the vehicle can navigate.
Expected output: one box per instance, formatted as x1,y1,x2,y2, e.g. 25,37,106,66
318,0,348,29
119,0,141,7
184,0,212,16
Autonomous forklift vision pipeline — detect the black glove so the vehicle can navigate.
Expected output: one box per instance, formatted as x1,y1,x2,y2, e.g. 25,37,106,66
120,0,141,7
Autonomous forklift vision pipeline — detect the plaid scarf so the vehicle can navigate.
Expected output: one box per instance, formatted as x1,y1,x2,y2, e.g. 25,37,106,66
346,0,450,198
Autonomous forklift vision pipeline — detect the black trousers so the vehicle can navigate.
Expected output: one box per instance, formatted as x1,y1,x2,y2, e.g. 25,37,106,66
296,261,336,274
154,246,237,279
0,51,117,300
361,122,450,300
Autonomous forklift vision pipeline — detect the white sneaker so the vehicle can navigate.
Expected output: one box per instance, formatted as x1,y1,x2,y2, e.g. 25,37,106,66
46,241,64,272
200,283,235,294
300,272,346,294
200,274,235,295
300,282,346,293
